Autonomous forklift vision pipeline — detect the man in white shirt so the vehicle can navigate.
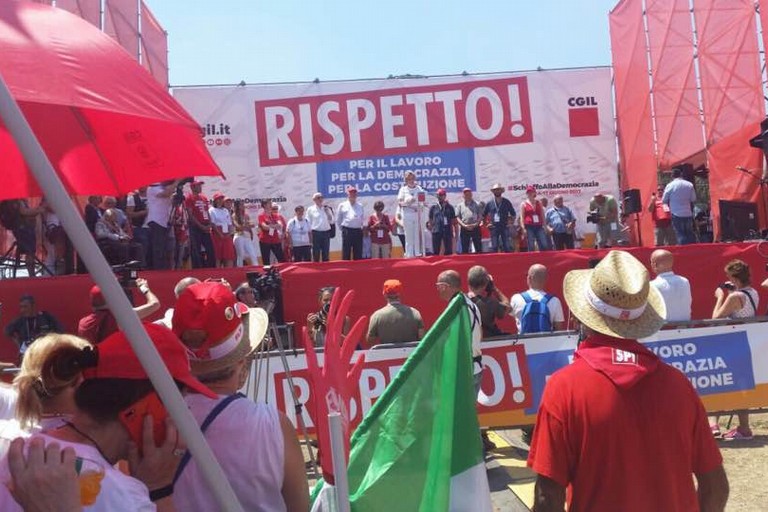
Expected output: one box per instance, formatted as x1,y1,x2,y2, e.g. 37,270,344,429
306,192,335,262
336,186,364,260
650,249,692,322
143,180,177,269
662,167,697,245
510,264,565,334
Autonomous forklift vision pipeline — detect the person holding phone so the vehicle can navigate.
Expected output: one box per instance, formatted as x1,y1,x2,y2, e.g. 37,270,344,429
0,323,215,511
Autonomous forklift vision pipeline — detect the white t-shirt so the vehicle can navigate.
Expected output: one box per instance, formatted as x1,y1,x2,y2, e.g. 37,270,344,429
174,394,286,512
0,433,154,512
510,289,565,333
306,204,333,231
286,217,311,247
650,272,692,322
143,184,172,228
208,206,233,234
0,386,17,422
397,184,424,214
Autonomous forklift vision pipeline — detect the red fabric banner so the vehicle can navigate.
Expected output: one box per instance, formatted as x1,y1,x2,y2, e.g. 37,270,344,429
54,0,101,28
609,0,657,246
694,0,764,145
104,0,139,60
645,0,704,167
1,244,763,363
140,1,169,88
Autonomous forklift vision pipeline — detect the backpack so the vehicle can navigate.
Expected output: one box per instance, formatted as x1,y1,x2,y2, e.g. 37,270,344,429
0,200,21,230
519,292,553,334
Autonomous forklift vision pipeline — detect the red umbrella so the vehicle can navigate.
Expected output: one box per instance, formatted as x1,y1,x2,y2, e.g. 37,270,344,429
0,1,221,200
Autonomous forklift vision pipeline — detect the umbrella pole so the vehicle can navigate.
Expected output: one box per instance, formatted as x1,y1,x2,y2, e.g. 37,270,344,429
0,74,244,512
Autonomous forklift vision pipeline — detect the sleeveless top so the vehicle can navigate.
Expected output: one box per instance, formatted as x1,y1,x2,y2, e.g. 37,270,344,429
730,287,759,319
522,200,543,226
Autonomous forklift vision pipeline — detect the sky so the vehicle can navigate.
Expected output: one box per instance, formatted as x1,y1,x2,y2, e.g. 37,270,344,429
151,1,620,86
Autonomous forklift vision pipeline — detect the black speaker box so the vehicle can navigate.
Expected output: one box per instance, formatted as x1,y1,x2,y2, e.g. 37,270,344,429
622,189,642,215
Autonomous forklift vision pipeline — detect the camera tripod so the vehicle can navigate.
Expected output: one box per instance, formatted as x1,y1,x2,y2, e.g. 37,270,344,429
0,241,53,279
246,319,318,478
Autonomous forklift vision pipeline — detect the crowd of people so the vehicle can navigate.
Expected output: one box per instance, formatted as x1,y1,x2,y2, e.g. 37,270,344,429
1,170,717,278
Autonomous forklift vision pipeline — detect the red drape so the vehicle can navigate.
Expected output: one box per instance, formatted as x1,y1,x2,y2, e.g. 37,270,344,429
0,245,763,363
645,0,704,167
104,0,139,60
610,0,657,246
140,1,169,88
54,0,101,28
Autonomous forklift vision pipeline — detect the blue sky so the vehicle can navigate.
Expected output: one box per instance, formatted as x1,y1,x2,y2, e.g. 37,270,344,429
151,1,620,86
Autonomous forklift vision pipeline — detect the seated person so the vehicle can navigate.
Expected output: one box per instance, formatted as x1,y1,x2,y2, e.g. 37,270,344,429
94,208,145,267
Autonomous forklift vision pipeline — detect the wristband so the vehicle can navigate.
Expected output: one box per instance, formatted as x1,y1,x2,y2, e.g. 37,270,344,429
149,484,174,502
139,286,150,295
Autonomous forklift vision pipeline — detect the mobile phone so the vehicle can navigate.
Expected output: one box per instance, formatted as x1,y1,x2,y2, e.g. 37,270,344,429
118,391,167,453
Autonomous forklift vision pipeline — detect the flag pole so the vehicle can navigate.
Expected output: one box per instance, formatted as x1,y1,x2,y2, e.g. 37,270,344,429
328,412,351,512
0,72,244,512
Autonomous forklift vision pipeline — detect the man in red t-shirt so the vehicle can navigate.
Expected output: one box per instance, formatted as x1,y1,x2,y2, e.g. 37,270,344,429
184,180,216,268
647,184,677,246
527,251,728,512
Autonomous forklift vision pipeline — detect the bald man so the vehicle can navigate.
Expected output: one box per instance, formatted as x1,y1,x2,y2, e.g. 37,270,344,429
510,264,565,334
650,249,692,322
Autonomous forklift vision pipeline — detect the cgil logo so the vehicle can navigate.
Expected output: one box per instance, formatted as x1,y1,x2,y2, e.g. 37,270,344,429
567,95,600,138
200,122,232,147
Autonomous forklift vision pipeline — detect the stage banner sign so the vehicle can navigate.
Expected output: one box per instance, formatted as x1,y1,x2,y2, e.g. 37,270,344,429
173,69,618,250
249,322,768,432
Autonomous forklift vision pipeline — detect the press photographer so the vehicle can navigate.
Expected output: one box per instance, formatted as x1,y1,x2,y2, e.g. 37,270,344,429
467,265,511,338
587,192,619,248
77,277,160,344
246,266,284,323
3,294,63,360
306,286,350,347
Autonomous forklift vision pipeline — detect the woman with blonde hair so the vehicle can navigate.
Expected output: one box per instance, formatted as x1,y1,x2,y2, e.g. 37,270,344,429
13,333,91,431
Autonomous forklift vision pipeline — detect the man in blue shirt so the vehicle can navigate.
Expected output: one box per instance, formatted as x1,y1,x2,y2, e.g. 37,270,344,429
545,195,576,250
662,167,697,245
483,183,516,253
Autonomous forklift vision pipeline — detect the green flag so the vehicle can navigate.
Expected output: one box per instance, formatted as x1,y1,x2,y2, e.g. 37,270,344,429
312,294,492,511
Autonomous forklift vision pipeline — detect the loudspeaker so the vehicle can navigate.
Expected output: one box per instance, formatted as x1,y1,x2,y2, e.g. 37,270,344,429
622,189,642,215
719,200,758,241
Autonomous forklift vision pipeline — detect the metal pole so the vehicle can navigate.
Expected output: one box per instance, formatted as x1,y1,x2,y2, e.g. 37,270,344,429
328,413,351,512
0,72,244,512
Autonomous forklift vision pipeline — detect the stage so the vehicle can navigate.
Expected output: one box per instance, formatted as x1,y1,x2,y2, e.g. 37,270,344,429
0,242,764,362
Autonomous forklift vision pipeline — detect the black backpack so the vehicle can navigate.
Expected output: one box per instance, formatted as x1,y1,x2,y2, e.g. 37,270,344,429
0,200,21,230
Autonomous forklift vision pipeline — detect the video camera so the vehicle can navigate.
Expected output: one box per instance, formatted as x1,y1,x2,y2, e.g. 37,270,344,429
586,210,601,224
246,266,284,324
173,177,195,206
111,260,141,288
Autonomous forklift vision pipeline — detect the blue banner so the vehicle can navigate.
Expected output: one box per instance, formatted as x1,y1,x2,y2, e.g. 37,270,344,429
317,149,476,198
524,349,575,415
645,331,755,396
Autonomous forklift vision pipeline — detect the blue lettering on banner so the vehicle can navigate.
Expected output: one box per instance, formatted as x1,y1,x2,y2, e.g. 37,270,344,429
524,349,574,415
317,149,476,198
644,331,754,396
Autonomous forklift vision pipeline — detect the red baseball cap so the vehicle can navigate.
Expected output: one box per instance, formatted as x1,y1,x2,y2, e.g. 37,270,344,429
526,185,536,194
90,285,107,309
212,192,225,201
436,188,447,196
191,180,205,186
347,186,358,193
383,279,403,295
83,322,215,398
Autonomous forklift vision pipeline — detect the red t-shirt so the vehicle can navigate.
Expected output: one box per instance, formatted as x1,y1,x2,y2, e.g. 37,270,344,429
528,336,722,512
258,213,283,244
368,214,392,244
184,193,210,225
77,311,118,344
651,199,672,227
522,200,544,227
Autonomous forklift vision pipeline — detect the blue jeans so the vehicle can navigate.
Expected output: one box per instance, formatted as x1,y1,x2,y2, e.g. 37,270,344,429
525,225,550,251
312,229,331,262
489,225,510,252
672,215,696,245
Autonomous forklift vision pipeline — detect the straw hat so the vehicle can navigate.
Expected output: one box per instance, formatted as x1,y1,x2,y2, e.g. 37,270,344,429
563,251,666,339
173,282,269,374
490,183,505,191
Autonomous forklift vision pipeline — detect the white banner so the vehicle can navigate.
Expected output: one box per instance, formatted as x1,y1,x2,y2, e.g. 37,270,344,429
174,68,618,250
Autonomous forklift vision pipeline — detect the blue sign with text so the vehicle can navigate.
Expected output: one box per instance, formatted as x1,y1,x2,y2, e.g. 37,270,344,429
317,149,476,198
524,349,574,415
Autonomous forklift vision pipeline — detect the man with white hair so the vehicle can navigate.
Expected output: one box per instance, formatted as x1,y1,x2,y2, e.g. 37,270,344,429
510,264,565,334
528,251,728,511
544,195,576,250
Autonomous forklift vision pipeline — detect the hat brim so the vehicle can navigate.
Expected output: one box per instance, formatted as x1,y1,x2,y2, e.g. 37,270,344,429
189,307,270,375
563,269,666,339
